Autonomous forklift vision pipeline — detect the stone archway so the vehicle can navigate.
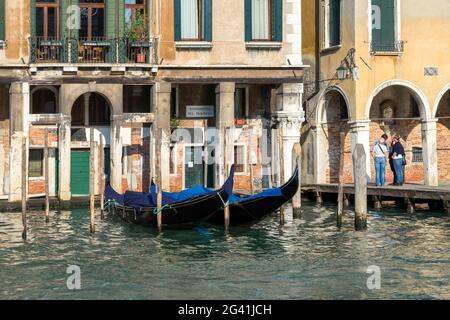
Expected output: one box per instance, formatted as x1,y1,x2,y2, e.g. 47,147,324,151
315,87,352,184
367,83,429,184
58,84,124,200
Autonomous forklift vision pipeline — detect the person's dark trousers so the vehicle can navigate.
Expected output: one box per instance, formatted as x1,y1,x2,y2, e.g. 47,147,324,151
393,159,404,185
389,158,397,184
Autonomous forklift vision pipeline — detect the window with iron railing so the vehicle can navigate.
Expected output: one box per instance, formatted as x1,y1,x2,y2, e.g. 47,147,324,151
30,0,156,64
371,0,403,54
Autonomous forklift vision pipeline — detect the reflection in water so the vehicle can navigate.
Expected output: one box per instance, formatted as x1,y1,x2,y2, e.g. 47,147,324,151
0,202,449,300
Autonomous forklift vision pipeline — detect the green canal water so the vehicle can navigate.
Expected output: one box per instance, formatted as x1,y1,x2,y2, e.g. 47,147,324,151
1,202,449,300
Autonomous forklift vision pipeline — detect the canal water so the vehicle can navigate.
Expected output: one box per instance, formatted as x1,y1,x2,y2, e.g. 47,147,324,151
1,202,449,300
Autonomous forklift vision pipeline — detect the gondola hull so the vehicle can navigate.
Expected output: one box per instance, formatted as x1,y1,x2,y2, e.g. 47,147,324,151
105,166,235,228
207,166,299,226
110,190,229,228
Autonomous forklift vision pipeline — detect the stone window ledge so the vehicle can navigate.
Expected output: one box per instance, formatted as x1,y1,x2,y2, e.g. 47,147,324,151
245,42,282,50
175,42,213,50
321,44,342,54
370,51,403,56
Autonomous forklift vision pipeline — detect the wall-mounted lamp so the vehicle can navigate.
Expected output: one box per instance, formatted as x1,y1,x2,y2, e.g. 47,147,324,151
336,48,359,81
336,65,349,81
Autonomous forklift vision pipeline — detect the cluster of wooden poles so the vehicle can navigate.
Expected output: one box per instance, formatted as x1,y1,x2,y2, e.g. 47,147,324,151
20,125,304,239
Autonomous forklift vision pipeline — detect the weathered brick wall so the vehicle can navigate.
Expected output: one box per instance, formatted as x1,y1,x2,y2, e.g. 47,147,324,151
169,144,184,192
437,120,450,182
122,124,150,192
0,120,10,196
169,84,271,193
324,123,352,183
28,126,58,195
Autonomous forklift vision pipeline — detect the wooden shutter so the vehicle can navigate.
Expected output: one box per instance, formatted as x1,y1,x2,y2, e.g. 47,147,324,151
244,0,252,41
107,0,117,38
203,0,212,41
329,0,340,46
371,0,382,45
174,0,181,41
380,0,395,46
271,0,282,42
0,0,4,40
372,0,395,48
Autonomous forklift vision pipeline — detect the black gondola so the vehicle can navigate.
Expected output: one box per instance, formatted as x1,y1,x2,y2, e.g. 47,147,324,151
206,165,300,226
104,166,235,228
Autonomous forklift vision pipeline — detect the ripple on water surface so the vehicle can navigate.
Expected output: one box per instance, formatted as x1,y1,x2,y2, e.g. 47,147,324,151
1,203,449,300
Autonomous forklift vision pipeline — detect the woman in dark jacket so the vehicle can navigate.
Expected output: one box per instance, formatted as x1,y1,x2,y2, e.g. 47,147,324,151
391,135,406,186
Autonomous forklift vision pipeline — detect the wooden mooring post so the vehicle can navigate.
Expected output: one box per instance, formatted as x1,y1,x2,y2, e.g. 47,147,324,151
336,132,345,227
100,137,105,219
156,129,163,232
292,142,302,217
203,120,209,188
278,127,285,225
44,128,50,223
223,127,230,230
89,128,95,234
21,136,27,240
353,144,367,230
248,126,255,196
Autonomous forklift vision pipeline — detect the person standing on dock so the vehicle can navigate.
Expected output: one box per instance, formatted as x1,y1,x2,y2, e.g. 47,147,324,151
392,135,406,186
373,137,388,187
388,137,397,185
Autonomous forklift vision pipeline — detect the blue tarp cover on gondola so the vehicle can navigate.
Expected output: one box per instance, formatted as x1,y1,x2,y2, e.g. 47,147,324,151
151,184,283,205
228,188,283,204
105,185,125,206
124,191,155,208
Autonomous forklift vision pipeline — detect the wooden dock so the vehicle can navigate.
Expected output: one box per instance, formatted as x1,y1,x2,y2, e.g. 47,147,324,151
302,183,450,213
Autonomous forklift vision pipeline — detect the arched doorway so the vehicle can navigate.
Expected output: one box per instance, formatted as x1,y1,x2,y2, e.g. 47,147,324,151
316,88,352,184
367,84,427,184
70,92,111,196
435,89,450,183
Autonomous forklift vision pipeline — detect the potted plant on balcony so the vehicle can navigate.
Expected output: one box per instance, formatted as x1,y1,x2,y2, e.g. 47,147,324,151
125,12,149,63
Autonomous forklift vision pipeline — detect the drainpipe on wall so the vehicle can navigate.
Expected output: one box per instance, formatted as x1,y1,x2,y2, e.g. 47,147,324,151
306,0,322,104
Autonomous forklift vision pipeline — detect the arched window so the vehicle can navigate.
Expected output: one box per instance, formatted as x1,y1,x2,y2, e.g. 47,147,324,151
71,93,111,126
31,88,58,114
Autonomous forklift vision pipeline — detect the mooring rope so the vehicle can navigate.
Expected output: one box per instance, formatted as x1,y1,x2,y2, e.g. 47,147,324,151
153,204,169,216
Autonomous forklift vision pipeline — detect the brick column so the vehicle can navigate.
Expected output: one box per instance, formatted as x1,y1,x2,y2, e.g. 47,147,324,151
9,82,29,202
422,118,439,186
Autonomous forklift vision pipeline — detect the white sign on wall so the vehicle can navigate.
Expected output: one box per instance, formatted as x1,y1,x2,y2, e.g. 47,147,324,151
186,105,215,118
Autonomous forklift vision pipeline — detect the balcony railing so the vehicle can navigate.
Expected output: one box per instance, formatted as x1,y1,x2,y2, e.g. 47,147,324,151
30,37,65,63
30,37,158,65
370,41,404,54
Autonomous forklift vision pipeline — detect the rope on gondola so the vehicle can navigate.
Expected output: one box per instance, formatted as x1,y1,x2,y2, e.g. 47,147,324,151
217,192,228,211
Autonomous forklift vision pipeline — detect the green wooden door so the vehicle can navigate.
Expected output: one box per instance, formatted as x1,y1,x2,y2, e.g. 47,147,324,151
185,146,204,188
70,149,90,196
